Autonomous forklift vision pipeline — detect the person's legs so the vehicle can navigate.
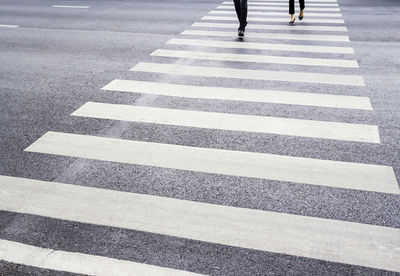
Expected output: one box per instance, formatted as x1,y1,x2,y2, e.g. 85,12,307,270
239,0,247,31
289,0,295,15
299,0,304,19
289,0,295,23
299,0,305,11
233,0,242,26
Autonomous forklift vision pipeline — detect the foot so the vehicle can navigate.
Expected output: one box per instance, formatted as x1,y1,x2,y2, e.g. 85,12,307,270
238,29,245,37
299,10,304,20
289,14,295,25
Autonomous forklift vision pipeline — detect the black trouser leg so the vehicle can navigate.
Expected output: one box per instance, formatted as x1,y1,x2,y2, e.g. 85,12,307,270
233,0,247,30
239,0,247,30
299,0,305,11
233,0,241,22
289,0,295,14
290,0,305,14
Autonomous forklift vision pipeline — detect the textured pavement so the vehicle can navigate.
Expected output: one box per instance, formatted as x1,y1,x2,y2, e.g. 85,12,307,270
1,0,400,275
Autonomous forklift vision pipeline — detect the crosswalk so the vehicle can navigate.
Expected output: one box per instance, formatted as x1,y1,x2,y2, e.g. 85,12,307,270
1,175,400,272
0,239,202,276
102,79,371,109
202,15,345,23
216,5,341,11
131,62,365,86
222,1,339,6
1,0,400,275
182,29,350,41
191,22,349,32
210,10,343,17
167,38,354,53
150,49,358,67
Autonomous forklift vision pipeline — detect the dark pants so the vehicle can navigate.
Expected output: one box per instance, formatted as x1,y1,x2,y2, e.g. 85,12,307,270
233,0,247,31
289,0,305,14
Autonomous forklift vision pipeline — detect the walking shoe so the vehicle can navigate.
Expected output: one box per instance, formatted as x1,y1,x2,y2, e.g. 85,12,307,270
289,14,296,25
299,10,304,20
238,29,245,37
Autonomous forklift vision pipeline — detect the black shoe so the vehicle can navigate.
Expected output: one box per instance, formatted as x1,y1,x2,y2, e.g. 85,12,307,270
238,29,244,37
289,18,295,25
299,11,304,20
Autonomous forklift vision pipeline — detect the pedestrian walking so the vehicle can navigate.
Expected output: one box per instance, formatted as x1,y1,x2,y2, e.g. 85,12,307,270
289,0,305,25
233,0,247,37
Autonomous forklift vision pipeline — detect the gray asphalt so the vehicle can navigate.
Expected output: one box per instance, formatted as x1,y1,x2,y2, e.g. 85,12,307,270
1,0,400,275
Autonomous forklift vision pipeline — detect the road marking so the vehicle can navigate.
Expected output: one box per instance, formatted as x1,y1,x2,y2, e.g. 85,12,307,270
202,15,345,24
0,24,19,28
250,0,338,2
52,5,90,8
0,239,203,276
223,1,339,6
168,38,353,54
25,132,397,193
1,175,399,272
131,62,365,86
151,49,358,68
217,5,341,11
182,30,349,42
102,79,372,110
192,22,348,32
210,10,343,17
72,102,378,142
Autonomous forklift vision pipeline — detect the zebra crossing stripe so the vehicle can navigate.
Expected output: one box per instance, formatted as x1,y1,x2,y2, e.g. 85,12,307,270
168,38,353,54
151,49,358,68
1,175,399,272
217,5,341,12
72,102,378,142
192,22,348,32
222,2,339,6
130,62,365,86
24,132,398,193
0,239,203,276
210,10,343,17
202,15,345,24
0,24,19,28
102,79,372,110
52,5,90,8
182,30,350,42
250,0,338,2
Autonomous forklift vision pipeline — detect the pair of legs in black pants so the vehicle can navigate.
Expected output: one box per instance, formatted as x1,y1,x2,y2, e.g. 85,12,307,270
289,0,305,15
233,0,247,31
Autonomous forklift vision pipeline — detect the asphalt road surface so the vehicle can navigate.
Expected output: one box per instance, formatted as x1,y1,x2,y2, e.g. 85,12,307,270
1,0,400,275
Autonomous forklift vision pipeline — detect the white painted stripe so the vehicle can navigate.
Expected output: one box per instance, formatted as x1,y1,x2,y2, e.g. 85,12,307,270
210,10,342,17
151,49,358,68
72,102,378,142
202,15,345,24
217,5,341,11
102,79,372,110
0,24,19,28
168,38,353,54
182,30,349,42
131,62,365,86
25,132,397,193
1,175,400,272
223,2,339,6
52,5,90,8
0,240,203,276
192,22,348,32
250,0,338,2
